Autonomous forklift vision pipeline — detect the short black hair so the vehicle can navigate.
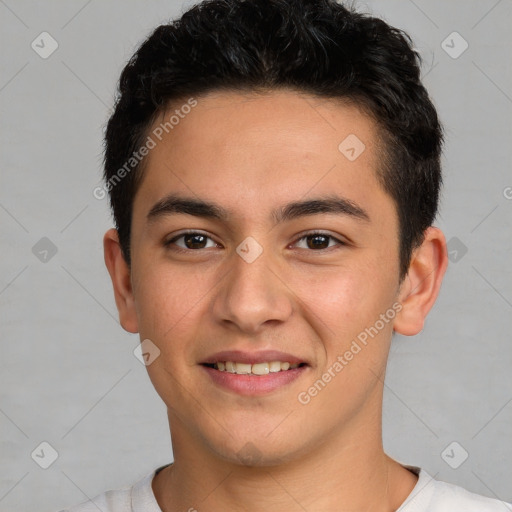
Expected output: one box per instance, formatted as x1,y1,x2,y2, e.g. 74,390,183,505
103,0,443,278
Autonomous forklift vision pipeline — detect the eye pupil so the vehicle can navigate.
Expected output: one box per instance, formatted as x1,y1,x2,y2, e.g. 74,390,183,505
185,234,207,249
307,234,329,249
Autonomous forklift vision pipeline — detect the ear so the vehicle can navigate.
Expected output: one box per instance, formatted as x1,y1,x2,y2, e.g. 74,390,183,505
393,226,448,336
103,228,139,333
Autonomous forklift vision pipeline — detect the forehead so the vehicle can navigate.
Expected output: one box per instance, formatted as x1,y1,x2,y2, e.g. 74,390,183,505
133,89,392,224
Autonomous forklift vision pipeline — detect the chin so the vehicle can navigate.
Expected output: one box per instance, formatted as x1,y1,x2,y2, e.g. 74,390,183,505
208,432,310,468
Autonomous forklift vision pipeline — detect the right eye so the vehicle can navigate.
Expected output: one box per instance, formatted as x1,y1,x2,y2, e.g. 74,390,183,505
164,231,220,251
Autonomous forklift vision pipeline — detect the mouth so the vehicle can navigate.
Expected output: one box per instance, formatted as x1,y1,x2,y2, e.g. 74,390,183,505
202,361,306,375
200,350,309,395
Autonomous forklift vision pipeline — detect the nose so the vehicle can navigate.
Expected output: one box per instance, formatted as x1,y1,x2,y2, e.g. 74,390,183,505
212,244,294,334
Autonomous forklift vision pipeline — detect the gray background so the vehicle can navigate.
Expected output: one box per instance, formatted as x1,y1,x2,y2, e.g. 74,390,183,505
0,1,511,510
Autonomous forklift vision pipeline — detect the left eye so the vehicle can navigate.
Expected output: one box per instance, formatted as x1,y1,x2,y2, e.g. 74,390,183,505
293,232,343,250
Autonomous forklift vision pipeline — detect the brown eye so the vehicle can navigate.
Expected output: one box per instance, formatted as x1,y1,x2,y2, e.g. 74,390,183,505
306,234,330,249
183,233,208,249
165,231,217,250
294,231,344,251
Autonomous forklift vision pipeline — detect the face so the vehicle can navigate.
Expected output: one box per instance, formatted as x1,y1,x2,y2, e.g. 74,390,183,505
109,90,423,465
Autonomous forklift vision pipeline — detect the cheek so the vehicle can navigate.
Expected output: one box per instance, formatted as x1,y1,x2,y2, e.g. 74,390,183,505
292,266,396,419
131,262,210,347
131,264,210,404
293,260,393,342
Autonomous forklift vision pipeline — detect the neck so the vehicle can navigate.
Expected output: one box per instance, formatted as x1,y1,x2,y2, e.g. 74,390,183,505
153,403,417,512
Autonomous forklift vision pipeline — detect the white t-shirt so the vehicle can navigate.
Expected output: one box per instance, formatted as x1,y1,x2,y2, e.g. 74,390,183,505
59,464,510,512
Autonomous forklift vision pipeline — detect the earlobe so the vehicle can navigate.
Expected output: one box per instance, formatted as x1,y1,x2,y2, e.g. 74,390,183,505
393,227,448,336
103,228,139,333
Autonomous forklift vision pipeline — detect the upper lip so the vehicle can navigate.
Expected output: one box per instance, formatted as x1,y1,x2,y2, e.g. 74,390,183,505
201,350,307,365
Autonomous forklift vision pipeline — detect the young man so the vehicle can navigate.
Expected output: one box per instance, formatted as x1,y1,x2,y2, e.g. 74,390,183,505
62,0,510,510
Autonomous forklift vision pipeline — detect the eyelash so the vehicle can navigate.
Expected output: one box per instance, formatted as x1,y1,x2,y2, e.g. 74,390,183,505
164,230,346,253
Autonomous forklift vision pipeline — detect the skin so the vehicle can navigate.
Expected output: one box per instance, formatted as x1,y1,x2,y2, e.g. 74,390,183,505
104,89,448,512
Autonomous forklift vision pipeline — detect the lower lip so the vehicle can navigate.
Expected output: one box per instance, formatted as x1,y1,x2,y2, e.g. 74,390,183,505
201,365,307,395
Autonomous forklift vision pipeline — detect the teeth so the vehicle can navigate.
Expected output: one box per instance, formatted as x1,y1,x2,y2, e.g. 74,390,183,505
235,362,252,374
252,362,269,375
213,361,301,375
269,361,281,373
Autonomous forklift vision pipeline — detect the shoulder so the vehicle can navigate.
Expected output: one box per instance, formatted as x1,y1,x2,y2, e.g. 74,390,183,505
57,487,131,512
428,478,510,512
399,466,511,512
57,465,167,512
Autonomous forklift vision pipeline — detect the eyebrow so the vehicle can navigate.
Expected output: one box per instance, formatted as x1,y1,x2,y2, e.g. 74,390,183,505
146,193,370,225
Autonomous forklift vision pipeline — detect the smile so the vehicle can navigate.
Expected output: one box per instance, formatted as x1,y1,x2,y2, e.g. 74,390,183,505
204,361,303,375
